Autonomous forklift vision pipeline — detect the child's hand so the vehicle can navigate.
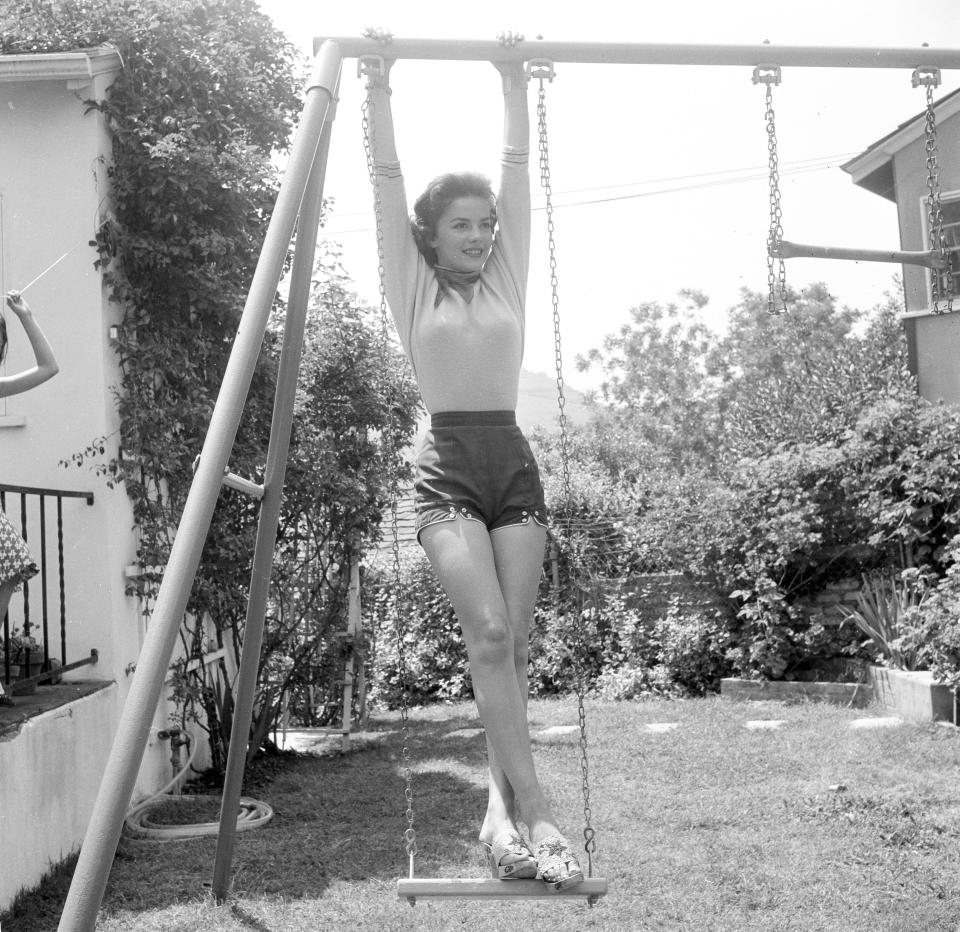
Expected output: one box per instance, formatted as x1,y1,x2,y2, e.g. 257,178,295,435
5,291,30,317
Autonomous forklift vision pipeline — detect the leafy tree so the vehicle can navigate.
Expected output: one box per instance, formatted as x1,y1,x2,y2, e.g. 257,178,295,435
557,281,944,682
713,284,915,456
575,290,722,474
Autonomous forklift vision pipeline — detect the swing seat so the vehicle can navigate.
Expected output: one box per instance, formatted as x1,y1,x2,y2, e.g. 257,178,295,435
397,876,608,905
773,239,948,270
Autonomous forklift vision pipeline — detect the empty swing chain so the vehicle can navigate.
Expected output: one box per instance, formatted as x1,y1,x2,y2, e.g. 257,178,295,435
755,66,787,315
361,72,418,876
919,73,953,315
534,64,598,876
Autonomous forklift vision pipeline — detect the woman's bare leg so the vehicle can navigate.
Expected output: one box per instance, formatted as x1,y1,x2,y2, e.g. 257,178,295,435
480,522,545,838
419,518,559,844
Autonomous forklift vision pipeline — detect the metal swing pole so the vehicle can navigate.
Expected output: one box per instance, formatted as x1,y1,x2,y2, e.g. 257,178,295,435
57,41,343,932
210,53,342,905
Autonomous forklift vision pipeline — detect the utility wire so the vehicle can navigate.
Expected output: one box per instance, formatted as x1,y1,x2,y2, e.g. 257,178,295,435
319,153,858,236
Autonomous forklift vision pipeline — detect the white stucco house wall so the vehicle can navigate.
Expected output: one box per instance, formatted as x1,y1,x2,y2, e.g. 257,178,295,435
0,48,188,911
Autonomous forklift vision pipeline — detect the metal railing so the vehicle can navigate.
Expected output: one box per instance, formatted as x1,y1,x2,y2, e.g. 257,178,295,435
1,482,98,690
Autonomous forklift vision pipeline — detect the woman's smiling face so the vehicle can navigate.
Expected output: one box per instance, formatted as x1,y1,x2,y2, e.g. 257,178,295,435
429,196,495,272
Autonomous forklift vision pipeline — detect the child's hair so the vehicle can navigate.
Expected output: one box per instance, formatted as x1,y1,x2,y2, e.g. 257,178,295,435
411,172,497,266
0,314,6,365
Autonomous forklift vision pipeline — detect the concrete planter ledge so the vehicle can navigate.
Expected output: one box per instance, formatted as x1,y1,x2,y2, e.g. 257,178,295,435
867,666,956,724
721,666,956,724
720,677,873,708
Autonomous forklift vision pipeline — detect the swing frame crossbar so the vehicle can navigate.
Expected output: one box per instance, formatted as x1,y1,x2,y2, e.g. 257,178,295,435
397,877,609,905
58,36,960,930
316,36,960,70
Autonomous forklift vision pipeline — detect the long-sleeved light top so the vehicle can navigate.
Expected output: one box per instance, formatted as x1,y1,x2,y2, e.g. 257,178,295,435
375,146,530,414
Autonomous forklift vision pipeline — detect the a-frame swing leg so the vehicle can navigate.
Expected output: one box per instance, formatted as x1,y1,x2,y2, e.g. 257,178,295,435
56,43,344,932
211,48,344,904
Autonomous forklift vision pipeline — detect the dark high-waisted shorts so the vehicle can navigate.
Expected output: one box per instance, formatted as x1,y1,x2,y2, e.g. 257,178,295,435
415,410,549,540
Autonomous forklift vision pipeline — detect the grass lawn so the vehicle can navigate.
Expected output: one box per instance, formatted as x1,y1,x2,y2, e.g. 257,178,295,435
5,696,960,931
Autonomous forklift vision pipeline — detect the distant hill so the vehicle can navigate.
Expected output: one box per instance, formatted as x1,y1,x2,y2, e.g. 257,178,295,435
515,367,588,432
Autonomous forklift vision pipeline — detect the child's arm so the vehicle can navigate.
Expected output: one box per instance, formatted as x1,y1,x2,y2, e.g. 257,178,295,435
0,292,60,398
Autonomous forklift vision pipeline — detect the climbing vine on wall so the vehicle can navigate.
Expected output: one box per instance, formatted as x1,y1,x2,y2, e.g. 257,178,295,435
3,2,422,758
2,0,302,607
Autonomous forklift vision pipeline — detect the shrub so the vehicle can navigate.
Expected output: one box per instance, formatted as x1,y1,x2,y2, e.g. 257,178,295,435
364,548,470,708
654,604,734,695
896,538,960,688
839,570,927,670
593,663,675,701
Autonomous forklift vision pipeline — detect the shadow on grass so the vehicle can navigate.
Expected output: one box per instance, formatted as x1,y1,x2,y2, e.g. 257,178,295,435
1,709,499,931
229,903,274,931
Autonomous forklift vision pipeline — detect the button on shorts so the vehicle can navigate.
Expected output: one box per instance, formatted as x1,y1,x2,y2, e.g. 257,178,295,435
414,410,549,541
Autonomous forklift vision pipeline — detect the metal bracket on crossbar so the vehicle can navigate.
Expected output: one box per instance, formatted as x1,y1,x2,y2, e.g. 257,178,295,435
912,66,941,88
357,54,387,82
526,58,555,82
192,455,264,500
752,64,781,85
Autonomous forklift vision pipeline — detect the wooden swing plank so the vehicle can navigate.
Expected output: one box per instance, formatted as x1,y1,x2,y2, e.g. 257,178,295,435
397,877,608,901
774,239,948,269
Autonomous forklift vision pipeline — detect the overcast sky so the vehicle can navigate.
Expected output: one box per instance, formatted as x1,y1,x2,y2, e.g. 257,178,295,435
256,1,960,388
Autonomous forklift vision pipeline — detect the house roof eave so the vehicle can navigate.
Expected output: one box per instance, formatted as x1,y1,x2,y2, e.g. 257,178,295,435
0,47,123,89
842,87,960,200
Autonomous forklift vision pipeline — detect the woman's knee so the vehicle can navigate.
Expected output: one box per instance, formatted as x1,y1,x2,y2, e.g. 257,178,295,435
467,616,515,668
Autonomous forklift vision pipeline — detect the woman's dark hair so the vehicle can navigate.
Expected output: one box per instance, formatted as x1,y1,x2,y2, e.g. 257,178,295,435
411,172,497,266
0,314,7,365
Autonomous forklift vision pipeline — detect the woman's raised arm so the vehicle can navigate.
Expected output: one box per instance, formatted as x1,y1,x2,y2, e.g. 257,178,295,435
362,27,398,163
494,31,530,152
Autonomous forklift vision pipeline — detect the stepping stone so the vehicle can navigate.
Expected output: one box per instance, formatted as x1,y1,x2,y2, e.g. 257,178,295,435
849,716,903,730
745,719,786,731
646,722,681,733
534,725,580,741
442,727,485,740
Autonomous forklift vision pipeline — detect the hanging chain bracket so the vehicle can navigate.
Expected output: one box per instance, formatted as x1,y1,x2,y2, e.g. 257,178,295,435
526,58,555,82
357,54,387,82
752,64,781,86
912,66,941,89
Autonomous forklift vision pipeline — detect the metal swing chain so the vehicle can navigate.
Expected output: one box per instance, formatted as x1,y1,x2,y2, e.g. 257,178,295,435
920,76,953,315
361,71,418,877
756,67,787,315
534,66,598,877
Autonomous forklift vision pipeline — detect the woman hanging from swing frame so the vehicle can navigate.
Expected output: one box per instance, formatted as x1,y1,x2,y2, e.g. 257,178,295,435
366,28,584,891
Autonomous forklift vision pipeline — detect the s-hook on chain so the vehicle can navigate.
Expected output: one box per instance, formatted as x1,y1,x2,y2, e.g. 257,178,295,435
531,58,598,885
360,59,418,879
753,65,787,315
914,67,954,315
